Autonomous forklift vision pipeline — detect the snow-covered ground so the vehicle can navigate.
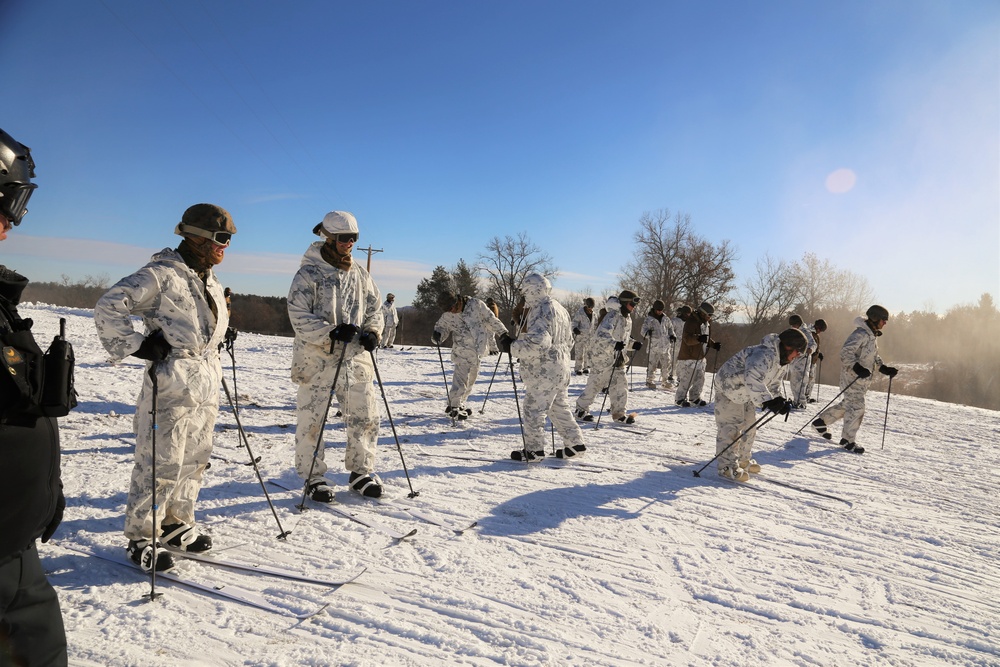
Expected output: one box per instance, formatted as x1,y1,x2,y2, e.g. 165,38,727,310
23,303,998,667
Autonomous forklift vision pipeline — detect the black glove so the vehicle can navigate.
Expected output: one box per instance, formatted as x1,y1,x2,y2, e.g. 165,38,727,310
358,331,378,352
331,323,359,343
852,362,871,378
697,334,709,344
573,327,581,336
879,365,898,378
631,341,643,351
762,396,791,415
710,341,721,351
669,335,677,344
498,333,513,354
431,331,442,345
133,331,171,361
225,327,238,343
614,341,626,351
41,489,65,543
817,352,824,361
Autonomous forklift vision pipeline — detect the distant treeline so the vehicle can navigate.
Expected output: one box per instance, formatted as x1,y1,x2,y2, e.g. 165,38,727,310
20,281,999,411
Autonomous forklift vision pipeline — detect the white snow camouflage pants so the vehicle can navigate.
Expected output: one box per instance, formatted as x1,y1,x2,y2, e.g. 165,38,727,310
787,356,812,405
816,378,869,444
379,326,396,348
448,345,482,409
520,358,583,451
125,356,221,541
646,348,671,385
576,352,628,417
675,359,706,402
714,392,757,471
573,334,592,373
294,347,380,482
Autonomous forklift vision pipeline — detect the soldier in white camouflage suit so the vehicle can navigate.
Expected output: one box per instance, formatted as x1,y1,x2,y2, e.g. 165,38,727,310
95,203,235,572
499,273,586,462
287,211,385,501
785,313,817,408
574,290,642,424
812,305,898,454
640,299,676,389
571,296,596,375
713,329,807,481
379,293,397,349
432,293,508,420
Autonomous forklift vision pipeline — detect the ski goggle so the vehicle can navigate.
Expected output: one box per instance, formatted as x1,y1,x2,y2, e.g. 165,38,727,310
331,233,358,244
0,182,37,227
177,224,233,246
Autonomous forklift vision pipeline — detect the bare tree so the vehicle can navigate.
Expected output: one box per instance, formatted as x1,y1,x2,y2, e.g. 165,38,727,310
477,233,556,314
737,253,798,327
619,209,737,317
788,252,875,318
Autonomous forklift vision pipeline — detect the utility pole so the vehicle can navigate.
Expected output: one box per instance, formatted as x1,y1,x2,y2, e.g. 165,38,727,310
358,245,383,272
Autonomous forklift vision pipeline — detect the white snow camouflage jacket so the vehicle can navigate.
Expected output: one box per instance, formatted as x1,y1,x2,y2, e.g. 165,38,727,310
714,333,786,407
593,297,634,366
571,305,596,339
839,316,884,388
511,292,574,367
93,247,229,362
381,300,397,328
434,297,507,356
287,242,383,383
640,313,675,353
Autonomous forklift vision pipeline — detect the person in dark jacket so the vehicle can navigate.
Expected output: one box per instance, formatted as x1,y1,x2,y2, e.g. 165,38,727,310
0,128,68,666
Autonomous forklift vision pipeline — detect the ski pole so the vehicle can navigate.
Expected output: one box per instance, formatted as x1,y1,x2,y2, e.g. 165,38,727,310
693,409,781,477
479,349,504,414
297,340,348,511
880,375,893,451
221,377,290,538
145,362,163,601
794,375,861,434
506,350,529,459
368,349,418,498
814,357,822,403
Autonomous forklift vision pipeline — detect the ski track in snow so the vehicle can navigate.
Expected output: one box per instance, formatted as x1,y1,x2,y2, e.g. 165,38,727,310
22,303,999,667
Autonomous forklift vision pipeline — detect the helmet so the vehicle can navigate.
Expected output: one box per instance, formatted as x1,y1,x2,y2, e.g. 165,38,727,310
313,211,359,238
652,299,665,311
175,203,236,242
788,313,803,327
618,290,639,306
0,128,38,226
386,293,395,300
814,318,827,332
866,305,889,322
698,301,715,316
522,272,551,302
778,328,808,354
677,304,692,317
584,297,595,309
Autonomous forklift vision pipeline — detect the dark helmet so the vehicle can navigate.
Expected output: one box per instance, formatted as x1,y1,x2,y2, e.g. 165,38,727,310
698,301,715,316
618,290,640,315
677,304,692,317
788,313,803,327
652,299,665,311
438,291,460,311
174,203,237,244
778,328,808,354
0,128,38,226
814,318,827,332
866,304,889,322
584,297,595,309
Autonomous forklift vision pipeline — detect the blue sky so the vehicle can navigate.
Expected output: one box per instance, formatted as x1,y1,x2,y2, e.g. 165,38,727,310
2,0,997,314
